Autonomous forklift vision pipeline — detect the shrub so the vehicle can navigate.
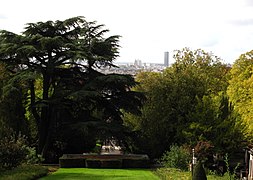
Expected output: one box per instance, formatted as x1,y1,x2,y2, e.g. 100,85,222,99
194,141,213,161
0,128,28,169
223,153,240,180
159,145,191,171
0,165,48,180
25,146,44,164
192,161,207,180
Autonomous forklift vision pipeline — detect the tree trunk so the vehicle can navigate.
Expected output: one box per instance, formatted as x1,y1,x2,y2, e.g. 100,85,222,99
41,105,55,158
38,74,51,157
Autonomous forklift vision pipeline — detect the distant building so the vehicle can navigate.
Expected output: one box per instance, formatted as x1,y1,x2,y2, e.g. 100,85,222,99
164,51,169,67
134,59,142,67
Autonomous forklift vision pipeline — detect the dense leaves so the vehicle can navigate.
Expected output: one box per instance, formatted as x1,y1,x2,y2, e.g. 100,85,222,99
227,50,253,131
124,48,247,158
159,145,191,171
0,16,252,167
185,93,247,153
0,17,144,160
0,127,28,169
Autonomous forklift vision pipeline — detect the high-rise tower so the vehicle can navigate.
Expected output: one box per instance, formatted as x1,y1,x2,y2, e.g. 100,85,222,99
164,51,169,67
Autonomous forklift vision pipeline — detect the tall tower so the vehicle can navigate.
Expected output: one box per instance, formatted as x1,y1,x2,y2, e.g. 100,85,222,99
164,51,169,67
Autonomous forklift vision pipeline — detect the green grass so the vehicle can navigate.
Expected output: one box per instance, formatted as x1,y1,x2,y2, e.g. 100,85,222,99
0,165,48,180
154,168,191,180
154,168,236,180
0,166,234,180
40,168,160,180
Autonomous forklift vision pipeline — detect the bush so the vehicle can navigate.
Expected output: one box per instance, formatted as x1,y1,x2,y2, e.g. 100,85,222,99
192,161,207,180
0,165,48,180
0,128,29,170
25,146,44,165
223,153,240,180
159,145,191,171
194,141,213,161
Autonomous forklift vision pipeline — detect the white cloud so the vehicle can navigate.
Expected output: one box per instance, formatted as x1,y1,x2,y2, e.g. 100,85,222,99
0,14,6,19
229,19,253,26
0,0,252,64
244,0,253,7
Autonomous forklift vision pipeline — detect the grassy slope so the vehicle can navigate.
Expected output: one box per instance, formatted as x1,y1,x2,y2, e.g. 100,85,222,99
0,165,48,180
40,168,160,180
0,166,233,180
155,168,236,180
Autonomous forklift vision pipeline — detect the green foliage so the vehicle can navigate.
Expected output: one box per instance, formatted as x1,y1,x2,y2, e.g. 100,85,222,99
155,167,239,180
0,165,48,180
25,147,44,164
185,93,247,154
159,145,191,171
0,16,144,160
227,50,253,132
0,63,30,138
173,47,230,94
192,162,207,180
154,168,191,180
124,48,235,158
0,126,43,170
0,127,28,169
223,154,240,180
92,141,102,153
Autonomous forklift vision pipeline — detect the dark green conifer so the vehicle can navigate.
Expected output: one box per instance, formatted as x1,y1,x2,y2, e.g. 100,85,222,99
192,162,207,180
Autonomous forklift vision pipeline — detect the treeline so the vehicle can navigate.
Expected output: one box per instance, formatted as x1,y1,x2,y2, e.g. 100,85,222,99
0,16,253,166
124,48,253,159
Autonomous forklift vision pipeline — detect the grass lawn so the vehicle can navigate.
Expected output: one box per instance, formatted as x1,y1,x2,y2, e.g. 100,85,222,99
40,168,160,180
0,165,48,180
155,168,237,180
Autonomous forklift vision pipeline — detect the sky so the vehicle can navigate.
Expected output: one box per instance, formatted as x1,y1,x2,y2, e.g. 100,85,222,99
1,0,253,65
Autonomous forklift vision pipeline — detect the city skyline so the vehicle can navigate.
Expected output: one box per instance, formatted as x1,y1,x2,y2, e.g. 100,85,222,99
117,51,171,65
1,0,253,65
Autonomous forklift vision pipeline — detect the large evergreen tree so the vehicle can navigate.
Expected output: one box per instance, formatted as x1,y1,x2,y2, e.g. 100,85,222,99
0,16,144,158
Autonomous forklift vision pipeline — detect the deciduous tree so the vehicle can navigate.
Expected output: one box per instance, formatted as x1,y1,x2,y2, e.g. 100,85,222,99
124,48,236,158
227,50,253,131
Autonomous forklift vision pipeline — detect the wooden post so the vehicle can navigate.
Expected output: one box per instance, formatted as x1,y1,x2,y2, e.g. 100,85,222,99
192,148,197,177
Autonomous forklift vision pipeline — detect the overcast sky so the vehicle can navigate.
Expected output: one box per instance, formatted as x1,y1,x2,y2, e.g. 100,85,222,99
1,0,253,64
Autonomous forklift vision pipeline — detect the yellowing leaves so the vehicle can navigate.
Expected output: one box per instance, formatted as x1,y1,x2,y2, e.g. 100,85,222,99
228,50,253,130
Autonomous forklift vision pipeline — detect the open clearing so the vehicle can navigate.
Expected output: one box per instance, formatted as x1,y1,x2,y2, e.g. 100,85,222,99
40,168,160,180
